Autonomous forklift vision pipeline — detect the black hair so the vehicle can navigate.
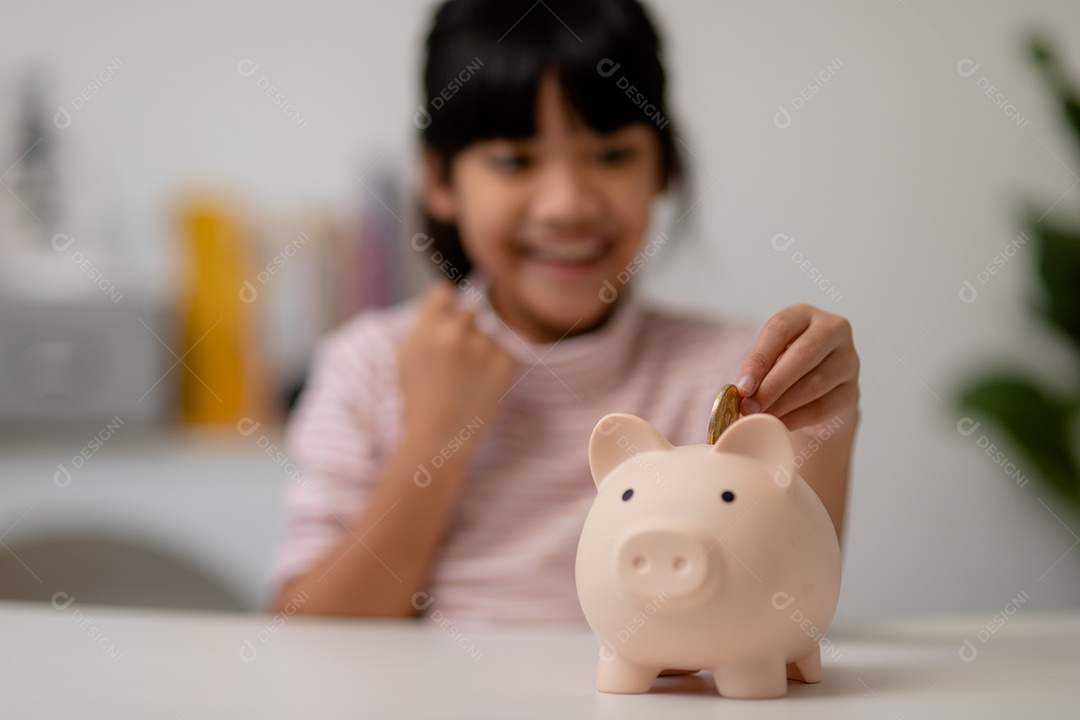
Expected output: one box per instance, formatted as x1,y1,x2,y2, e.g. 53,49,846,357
418,0,684,280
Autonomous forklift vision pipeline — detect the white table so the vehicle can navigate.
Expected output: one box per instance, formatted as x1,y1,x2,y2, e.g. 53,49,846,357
1,600,1077,718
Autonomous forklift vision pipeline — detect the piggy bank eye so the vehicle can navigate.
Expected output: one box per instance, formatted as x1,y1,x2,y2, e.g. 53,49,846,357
622,488,634,502
721,490,736,503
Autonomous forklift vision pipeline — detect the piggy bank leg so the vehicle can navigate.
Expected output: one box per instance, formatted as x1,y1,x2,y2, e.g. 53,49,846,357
712,655,787,699
595,655,659,694
787,647,822,684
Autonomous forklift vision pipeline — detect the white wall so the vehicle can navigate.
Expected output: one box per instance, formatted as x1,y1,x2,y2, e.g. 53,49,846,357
1,1,1078,621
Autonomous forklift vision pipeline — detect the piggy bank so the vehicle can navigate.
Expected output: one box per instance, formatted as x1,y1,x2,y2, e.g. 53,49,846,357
575,412,841,699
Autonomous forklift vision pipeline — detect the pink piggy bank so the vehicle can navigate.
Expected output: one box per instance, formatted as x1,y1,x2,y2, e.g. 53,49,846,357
575,412,841,698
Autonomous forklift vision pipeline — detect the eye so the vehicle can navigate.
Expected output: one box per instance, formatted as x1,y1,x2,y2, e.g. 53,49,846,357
489,152,531,172
595,147,636,165
622,488,634,501
721,491,736,503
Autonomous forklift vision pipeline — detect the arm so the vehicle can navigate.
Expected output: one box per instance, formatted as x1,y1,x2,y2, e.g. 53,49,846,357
274,425,475,617
789,405,859,546
273,283,515,617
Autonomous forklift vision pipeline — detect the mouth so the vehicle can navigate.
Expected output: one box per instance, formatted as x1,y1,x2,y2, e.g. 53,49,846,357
519,237,611,278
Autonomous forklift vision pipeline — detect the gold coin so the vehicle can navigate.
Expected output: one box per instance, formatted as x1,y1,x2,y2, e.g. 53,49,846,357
707,384,742,444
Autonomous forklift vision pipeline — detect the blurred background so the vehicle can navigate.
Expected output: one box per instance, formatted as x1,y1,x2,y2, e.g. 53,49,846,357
0,0,1078,621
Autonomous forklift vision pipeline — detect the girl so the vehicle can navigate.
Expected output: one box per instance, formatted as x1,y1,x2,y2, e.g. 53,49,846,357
271,0,859,622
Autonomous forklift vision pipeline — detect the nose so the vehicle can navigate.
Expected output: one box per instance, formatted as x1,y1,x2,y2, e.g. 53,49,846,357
616,528,710,601
531,159,602,226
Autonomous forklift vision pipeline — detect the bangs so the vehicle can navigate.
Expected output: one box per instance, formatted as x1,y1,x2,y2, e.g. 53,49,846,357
422,0,673,161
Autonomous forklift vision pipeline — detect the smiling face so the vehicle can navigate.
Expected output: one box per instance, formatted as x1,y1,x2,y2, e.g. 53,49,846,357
423,74,666,343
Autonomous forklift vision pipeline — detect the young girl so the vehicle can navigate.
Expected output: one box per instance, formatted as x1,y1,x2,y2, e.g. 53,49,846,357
271,0,859,622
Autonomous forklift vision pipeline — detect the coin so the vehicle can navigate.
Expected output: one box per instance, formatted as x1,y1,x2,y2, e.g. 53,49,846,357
707,384,742,444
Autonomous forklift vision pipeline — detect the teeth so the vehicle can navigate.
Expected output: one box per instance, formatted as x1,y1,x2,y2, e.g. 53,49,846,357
530,239,605,263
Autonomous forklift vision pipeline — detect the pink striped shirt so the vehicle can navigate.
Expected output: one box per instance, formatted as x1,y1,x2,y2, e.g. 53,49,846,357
271,278,758,622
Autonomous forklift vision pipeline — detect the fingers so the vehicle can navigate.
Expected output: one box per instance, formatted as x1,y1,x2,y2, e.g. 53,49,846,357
750,314,849,414
760,348,847,419
398,282,515,437
735,305,814,397
417,282,478,334
774,382,859,431
411,283,508,368
736,306,857,425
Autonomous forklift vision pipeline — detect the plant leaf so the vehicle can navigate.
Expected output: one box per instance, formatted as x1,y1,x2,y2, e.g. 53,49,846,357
1024,217,1080,352
1029,35,1080,153
959,375,1080,504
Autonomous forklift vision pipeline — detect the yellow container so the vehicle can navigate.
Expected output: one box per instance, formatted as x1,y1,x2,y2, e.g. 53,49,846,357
176,196,262,425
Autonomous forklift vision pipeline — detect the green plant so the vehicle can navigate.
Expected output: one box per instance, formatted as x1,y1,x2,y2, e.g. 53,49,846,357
957,36,1080,518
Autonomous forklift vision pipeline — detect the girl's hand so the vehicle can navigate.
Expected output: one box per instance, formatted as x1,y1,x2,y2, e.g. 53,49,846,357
734,304,860,431
398,282,516,441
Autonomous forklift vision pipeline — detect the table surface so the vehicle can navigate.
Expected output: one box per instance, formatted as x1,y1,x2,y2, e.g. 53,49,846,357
2,600,1078,719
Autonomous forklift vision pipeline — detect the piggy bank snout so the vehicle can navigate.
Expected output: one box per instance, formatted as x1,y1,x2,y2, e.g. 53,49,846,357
616,527,710,601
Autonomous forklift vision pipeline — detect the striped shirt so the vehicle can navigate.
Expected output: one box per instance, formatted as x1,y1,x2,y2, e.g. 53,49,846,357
270,278,758,622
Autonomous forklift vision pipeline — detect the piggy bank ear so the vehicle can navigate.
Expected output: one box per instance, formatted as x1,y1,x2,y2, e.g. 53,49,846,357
712,414,797,492
589,413,672,488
